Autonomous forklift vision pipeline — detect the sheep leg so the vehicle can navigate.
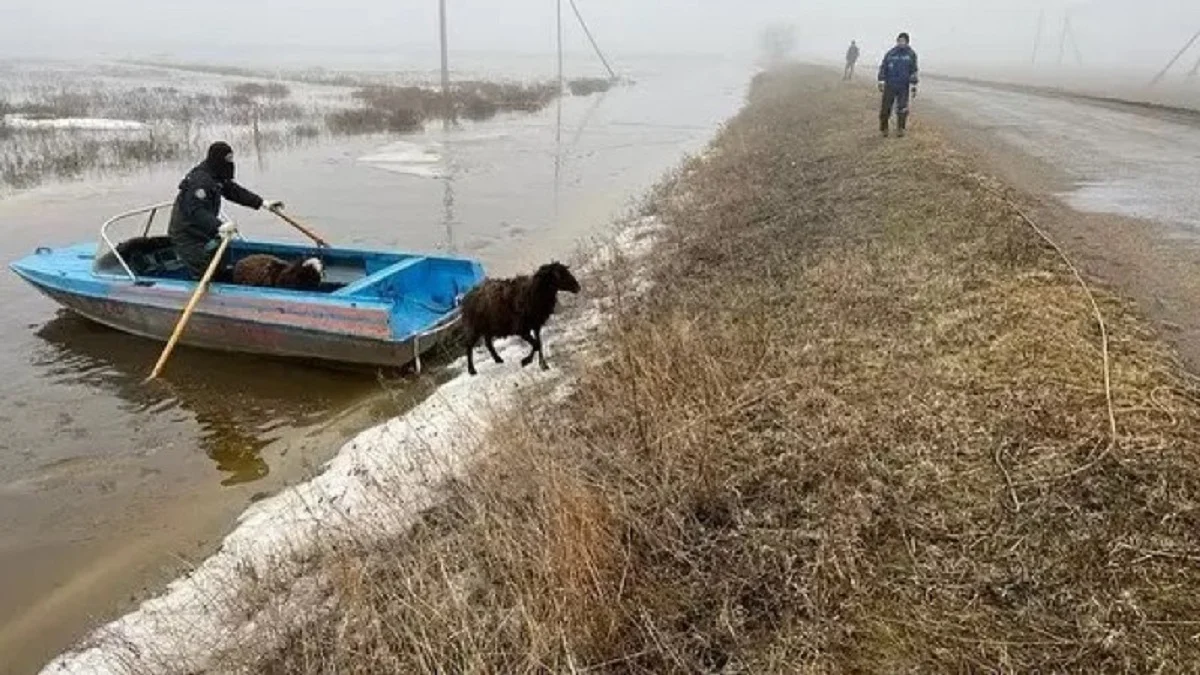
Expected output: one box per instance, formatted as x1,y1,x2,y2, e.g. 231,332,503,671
484,336,504,364
535,327,549,371
465,331,479,376
519,331,538,367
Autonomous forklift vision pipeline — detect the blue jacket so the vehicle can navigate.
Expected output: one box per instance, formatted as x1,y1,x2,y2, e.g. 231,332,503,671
878,45,919,88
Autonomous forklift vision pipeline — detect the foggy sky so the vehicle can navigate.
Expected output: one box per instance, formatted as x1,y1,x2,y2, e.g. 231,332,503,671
1,0,1199,74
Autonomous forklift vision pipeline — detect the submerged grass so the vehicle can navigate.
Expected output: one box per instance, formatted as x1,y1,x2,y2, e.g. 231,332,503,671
328,81,558,133
0,80,317,191
0,63,560,190
192,65,1200,672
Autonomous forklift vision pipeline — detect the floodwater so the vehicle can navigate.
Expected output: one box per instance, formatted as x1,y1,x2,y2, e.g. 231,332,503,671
931,79,1200,233
0,54,751,672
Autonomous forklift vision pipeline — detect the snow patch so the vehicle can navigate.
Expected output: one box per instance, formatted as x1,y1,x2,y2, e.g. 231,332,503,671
4,115,147,131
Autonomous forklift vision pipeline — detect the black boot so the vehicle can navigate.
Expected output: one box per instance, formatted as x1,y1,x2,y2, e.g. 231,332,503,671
880,117,889,137
897,113,908,137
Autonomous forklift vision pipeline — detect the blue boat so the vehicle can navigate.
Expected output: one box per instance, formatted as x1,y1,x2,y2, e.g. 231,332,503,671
10,202,485,370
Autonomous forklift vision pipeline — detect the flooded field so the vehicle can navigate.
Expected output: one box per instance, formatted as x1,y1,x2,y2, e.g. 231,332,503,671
0,54,750,671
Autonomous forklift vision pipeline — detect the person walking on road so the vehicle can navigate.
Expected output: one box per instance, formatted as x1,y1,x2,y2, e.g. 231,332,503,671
878,32,919,137
844,40,860,80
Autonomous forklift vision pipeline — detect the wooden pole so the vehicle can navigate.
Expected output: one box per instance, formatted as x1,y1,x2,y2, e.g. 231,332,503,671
1150,28,1200,86
267,205,330,248
556,0,564,95
439,0,452,125
145,233,232,382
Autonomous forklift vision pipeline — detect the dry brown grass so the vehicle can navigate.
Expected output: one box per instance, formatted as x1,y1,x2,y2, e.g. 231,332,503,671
233,65,1200,673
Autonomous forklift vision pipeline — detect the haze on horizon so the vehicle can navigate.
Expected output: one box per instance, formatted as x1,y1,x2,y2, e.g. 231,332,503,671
0,0,1197,76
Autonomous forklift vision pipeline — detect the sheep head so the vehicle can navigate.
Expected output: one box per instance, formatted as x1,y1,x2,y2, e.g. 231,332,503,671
535,261,580,294
277,257,324,290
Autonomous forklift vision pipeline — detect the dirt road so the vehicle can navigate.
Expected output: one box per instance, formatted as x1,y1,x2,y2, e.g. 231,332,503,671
927,78,1200,372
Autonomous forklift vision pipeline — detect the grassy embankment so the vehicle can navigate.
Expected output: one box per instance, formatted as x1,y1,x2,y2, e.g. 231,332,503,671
221,65,1200,672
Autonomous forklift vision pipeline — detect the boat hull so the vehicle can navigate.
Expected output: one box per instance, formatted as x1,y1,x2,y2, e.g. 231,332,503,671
11,238,479,370
33,285,457,368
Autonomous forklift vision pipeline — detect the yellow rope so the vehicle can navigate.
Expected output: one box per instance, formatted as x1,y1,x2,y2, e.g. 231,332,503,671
986,190,1121,486
1004,199,1117,446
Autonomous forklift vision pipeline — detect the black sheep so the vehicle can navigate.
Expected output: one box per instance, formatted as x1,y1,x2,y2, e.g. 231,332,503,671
232,254,324,290
460,261,581,375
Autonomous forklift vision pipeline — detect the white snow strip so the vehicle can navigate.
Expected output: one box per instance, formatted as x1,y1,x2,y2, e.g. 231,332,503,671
40,216,665,675
3,115,147,131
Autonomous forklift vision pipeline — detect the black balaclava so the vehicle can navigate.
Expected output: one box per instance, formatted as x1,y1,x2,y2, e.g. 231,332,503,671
205,141,235,181
898,32,911,45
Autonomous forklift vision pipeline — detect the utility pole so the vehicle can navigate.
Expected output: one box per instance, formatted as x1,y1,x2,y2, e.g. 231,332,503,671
1031,9,1045,66
1057,12,1070,66
1150,28,1200,86
556,0,564,94
439,0,452,125
1066,21,1084,67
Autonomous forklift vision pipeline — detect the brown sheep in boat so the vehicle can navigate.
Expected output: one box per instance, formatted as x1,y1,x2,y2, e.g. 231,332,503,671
232,254,324,291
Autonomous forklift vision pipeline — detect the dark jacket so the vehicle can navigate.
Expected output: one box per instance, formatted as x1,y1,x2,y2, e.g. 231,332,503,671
168,162,263,246
878,45,919,88
846,45,860,63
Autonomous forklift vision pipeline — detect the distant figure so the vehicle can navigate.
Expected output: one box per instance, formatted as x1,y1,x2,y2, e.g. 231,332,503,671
168,142,282,278
878,32,919,137
844,40,860,80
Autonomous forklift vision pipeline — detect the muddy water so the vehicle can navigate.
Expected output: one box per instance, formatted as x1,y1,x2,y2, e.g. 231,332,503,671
0,55,750,672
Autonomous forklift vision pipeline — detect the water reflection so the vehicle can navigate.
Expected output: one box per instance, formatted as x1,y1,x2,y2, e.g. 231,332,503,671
554,93,563,222
554,89,609,222
441,151,458,254
31,312,375,486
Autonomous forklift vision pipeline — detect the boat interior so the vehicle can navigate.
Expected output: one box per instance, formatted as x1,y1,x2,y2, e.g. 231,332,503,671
94,236,470,306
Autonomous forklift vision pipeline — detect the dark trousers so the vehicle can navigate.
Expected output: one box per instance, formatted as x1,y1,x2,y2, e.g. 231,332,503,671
880,84,911,131
173,236,221,279
844,61,856,80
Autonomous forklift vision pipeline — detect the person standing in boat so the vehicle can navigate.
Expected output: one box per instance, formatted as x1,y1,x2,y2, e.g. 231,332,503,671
168,141,283,278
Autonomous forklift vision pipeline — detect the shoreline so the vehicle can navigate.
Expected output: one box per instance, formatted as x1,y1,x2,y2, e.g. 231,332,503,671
241,65,1200,671
37,214,668,674
2,56,753,674
35,62,1200,671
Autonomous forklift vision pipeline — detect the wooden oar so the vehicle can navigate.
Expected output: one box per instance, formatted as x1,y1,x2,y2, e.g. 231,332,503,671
267,205,330,248
144,232,233,382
